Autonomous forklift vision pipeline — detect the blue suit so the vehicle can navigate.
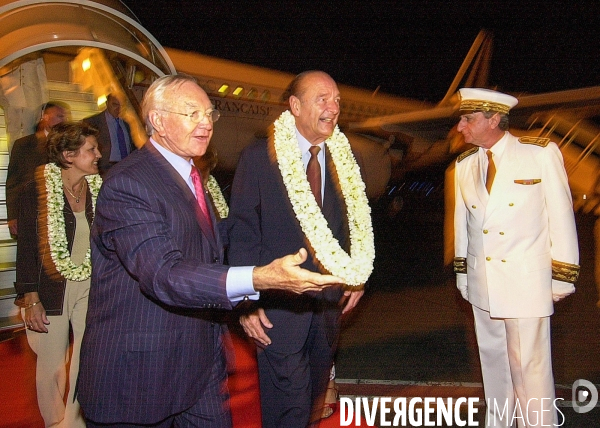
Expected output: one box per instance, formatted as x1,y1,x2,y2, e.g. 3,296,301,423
78,142,231,425
228,138,348,427
83,111,134,175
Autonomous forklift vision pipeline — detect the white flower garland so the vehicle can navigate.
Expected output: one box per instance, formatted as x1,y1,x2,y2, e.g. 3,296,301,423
206,175,229,218
44,163,102,281
273,110,375,286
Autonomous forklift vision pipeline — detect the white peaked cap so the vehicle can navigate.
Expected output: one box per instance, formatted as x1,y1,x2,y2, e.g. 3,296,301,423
458,88,518,114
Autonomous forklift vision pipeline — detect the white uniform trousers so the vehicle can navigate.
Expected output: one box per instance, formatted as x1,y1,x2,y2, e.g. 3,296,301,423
472,305,557,428
24,279,89,428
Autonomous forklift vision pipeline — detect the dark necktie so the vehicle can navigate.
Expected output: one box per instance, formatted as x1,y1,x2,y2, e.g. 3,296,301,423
116,118,128,160
190,166,213,230
307,145,322,207
486,150,496,193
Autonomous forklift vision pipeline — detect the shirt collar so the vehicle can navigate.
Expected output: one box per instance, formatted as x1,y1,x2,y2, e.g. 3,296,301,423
296,127,324,153
481,131,509,165
486,131,508,157
104,110,119,123
150,138,193,182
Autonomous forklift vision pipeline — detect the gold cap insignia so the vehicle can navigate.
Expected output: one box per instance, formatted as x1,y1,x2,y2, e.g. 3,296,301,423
458,88,518,115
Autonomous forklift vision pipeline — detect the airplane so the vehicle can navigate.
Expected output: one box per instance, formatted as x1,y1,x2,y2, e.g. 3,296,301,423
1,0,600,331
347,29,600,205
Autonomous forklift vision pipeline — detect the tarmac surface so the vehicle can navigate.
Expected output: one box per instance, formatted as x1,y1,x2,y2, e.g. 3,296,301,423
333,195,600,427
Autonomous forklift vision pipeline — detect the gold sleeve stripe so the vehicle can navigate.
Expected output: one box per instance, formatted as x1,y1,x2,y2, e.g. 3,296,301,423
552,260,580,284
453,257,467,274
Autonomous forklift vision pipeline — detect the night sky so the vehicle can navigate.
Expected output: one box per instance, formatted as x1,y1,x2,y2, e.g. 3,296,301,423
122,1,600,103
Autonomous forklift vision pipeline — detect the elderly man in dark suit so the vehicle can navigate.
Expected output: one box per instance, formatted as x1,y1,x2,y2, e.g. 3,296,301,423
77,74,342,428
228,71,373,427
83,93,134,175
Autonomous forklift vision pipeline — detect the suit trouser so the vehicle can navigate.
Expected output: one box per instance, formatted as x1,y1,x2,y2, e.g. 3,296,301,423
24,279,89,428
85,327,232,428
472,306,557,428
257,311,334,428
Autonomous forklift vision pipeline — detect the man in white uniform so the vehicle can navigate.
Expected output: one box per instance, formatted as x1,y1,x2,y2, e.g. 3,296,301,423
453,88,580,427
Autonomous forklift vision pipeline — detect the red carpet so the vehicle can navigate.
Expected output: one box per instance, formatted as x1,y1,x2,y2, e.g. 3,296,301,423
0,331,348,427
0,333,44,428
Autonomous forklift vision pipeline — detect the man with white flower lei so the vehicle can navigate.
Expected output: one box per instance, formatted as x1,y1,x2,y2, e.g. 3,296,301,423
228,70,373,427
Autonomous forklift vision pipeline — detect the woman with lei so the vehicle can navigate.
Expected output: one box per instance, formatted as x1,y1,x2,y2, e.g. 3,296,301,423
15,122,102,428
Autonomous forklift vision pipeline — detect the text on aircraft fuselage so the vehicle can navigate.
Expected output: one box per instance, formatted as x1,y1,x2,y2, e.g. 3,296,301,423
211,99,276,118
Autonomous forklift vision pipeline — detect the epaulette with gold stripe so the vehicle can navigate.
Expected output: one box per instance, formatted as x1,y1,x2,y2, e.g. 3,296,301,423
519,136,550,147
457,147,478,163
552,260,580,284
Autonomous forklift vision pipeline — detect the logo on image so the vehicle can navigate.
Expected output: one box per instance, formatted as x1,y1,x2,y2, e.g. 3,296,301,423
572,379,598,414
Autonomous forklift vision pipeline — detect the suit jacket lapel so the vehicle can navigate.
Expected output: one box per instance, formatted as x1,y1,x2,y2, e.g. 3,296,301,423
323,146,349,249
145,143,219,252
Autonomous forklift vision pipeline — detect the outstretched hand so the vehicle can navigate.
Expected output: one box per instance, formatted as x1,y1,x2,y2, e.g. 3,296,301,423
252,248,344,294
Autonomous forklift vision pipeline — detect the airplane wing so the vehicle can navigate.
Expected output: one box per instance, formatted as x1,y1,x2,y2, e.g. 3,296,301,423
349,86,600,144
348,28,600,145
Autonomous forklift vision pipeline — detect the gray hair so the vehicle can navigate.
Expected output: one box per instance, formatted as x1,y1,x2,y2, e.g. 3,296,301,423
482,110,509,131
141,74,198,135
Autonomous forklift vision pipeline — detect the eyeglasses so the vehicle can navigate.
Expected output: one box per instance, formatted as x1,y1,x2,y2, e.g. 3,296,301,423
158,108,220,123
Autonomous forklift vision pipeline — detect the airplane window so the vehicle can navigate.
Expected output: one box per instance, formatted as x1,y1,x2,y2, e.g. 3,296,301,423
233,87,244,97
218,84,229,96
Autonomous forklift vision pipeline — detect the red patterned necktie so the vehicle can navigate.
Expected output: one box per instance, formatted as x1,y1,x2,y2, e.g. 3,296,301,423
190,166,213,229
307,145,322,207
